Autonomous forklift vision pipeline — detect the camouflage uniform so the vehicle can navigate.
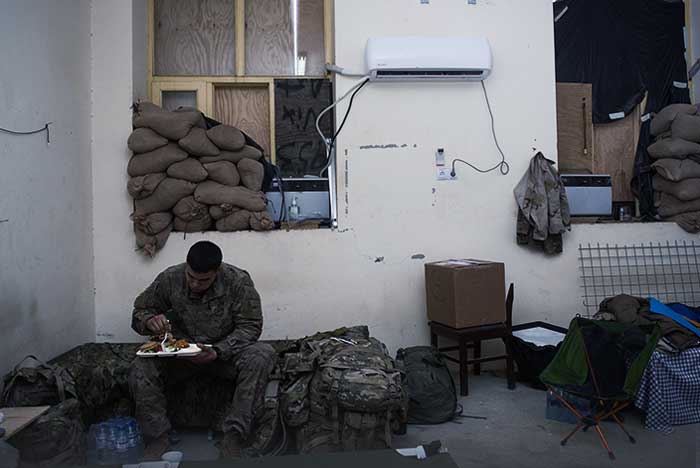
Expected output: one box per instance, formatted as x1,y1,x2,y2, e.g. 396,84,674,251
129,263,276,440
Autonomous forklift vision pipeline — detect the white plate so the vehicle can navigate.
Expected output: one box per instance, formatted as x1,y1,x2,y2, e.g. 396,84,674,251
136,343,202,358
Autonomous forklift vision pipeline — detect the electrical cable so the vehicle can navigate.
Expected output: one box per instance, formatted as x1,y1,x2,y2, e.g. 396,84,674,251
0,122,52,144
316,76,370,177
450,81,510,176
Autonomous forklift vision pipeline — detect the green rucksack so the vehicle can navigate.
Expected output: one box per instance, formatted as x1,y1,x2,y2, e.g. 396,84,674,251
396,346,459,424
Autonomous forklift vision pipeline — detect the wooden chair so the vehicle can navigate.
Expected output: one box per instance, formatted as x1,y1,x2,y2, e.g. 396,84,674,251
429,283,516,396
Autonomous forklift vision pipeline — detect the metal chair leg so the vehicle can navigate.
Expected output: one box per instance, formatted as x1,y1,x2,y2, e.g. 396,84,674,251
560,422,584,446
611,412,636,444
593,424,615,460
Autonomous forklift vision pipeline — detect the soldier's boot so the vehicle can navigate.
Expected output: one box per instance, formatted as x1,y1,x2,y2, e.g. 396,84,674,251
143,434,170,461
219,431,244,459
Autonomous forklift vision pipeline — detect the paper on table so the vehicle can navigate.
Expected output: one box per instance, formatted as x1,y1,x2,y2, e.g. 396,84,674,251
512,327,565,347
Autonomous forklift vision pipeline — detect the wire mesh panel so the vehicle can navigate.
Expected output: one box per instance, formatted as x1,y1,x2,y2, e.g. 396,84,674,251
579,241,700,315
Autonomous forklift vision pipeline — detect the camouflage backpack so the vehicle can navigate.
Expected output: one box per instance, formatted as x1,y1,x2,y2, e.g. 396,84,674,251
281,330,407,453
1,355,77,407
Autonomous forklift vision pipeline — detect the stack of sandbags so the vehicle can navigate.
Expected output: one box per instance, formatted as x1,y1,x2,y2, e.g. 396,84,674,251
648,103,700,232
127,102,274,256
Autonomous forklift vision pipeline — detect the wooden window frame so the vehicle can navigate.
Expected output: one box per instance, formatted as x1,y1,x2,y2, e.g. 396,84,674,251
146,0,335,164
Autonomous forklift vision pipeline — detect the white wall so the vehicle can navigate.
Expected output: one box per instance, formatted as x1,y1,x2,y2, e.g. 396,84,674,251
91,0,697,356
132,0,148,102
0,0,94,376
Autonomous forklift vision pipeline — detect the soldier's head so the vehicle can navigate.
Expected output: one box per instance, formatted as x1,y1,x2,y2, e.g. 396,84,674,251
186,241,222,293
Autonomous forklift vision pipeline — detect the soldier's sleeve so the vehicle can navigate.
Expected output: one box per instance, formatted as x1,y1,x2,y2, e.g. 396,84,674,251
213,272,263,361
131,271,173,336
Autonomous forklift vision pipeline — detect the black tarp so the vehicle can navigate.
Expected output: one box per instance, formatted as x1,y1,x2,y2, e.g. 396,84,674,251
554,0,690,218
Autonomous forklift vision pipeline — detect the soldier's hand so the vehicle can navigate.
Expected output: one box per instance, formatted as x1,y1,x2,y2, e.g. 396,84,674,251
146,314,169,335
181,345,217,364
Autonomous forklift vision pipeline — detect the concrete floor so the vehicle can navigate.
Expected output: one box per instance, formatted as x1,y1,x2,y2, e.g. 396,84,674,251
170,373,698,468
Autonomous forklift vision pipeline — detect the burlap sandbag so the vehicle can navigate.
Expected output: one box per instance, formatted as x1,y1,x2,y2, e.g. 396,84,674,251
647,138,700,160
209,204,236,220
671,113,700,143
237,159,264,191
651,103,698,137
167,158,209,182
127,173,167,199
131,212,173,235
652,158,700,181
216,209,251,232
174,215,213,232
653,175,700,201
203,161,240,186
200,146,262,165
250,210,275,231
194,181,266,211
655,192,700,217
127,143,188,177
179,127,220,157
207,125,246,151
133,178,197,216
134,222,173,257
127,128,168,153
173,196,209,222
667,211,700,233
133,104,202,141
173,106,207,129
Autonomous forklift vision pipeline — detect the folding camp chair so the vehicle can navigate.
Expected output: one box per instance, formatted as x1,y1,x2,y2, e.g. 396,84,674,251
540,317,660,460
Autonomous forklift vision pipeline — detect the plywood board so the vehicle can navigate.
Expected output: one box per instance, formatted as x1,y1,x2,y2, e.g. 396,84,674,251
556,83,594,173
154,0,235,76
298,0,326,76
1,406,50,440
214,85,271,156
593,105,641,203
275,79,333,177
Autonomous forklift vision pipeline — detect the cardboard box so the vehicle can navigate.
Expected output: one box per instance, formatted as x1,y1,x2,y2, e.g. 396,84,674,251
425,259,506,328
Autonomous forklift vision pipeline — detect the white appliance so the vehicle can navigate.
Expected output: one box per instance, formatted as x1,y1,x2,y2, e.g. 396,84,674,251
365,36,492,81
561,175,613,217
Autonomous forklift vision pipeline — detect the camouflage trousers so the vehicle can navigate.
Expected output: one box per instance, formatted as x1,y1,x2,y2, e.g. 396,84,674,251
129,342,276,440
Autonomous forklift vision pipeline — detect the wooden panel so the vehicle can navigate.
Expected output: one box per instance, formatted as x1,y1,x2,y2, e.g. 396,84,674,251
151,81,207,112
245,0,294,75
214,85,271,156
275,79,333,177
593,105,641,203
298,0,326,76
154,0,235,76
1,406,50,440
161,90,197,111
556,83,594,173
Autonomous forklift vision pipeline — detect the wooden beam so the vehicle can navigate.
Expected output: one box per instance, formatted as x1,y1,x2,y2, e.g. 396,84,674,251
235,0,246,75
324,0,334,71
146,0,155,100
268,81,277,163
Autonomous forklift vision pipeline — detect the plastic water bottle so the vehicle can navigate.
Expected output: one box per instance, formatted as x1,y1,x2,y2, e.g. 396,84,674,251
95,423,110,464
125,418,144,462
115,422,129,464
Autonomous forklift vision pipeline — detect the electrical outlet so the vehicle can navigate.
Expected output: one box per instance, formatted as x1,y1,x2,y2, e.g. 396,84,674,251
468,0,476,4
436,167,457,181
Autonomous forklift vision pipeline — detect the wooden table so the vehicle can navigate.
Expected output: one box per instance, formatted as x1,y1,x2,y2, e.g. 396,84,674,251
0,406,50,440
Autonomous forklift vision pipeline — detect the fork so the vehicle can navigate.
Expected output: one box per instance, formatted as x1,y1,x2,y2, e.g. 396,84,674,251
160,319,171,350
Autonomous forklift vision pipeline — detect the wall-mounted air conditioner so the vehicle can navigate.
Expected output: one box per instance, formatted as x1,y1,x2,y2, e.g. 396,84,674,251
365,36,492,82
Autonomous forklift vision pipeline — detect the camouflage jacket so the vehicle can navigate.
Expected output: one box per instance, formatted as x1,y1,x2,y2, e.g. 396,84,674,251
131,263,263,361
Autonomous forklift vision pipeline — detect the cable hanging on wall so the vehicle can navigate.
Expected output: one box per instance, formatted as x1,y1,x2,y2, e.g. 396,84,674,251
0,122,52,144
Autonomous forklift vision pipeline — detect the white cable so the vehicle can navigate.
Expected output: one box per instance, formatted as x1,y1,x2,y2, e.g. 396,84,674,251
325,63,367,77
315,75,370,169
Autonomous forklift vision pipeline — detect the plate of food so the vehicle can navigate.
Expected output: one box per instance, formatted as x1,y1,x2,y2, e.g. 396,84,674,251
136,334,202,358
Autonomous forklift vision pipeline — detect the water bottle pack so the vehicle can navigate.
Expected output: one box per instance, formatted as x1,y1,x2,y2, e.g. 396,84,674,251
87,416,144,465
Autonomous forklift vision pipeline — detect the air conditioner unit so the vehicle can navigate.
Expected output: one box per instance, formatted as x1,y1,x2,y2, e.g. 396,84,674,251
365,36,492,82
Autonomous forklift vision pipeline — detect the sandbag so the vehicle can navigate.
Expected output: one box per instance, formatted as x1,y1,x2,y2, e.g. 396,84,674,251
133,104,202,141
133,178,196,216
653,175,700,201
667,211,700,233
216,209,251,232
209,203,236,220
173,196,209,222
194,181,267,211
127,143,188,177
655,192,700,217
179,127,220,157
134,222,173,257
174,215,213,232
173,106,207,129
203,161,240,186
200,146,263,165
127,128,168,153
131,212,173,236
652,158,700,181
650,103,698,137
238,159,265,191
671,113,700,143
127,173,167,200
647,138,700,159
207,125,246,151
250,211,275,231
167,157,209,182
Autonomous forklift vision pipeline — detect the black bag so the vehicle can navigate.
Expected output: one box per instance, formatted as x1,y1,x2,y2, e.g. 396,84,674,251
1,356,77,407
395,347,458,425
